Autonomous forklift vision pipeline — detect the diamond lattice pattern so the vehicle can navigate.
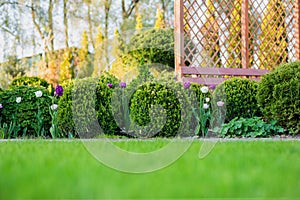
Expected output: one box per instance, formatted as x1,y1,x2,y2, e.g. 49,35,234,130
183,0,296,69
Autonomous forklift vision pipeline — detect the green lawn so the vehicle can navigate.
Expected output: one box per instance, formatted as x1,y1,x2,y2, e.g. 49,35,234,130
0,139,300,199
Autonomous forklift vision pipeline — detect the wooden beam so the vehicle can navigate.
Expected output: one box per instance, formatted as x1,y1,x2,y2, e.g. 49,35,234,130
294,0,300,60
174,0,184,80
241,0,249,69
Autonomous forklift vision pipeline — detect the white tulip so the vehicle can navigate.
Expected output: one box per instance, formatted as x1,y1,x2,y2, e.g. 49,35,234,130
16,97,22,103
200,86,209,94
203,103,209,109
51,104,58,110
35,91,43,98
217,101,225,107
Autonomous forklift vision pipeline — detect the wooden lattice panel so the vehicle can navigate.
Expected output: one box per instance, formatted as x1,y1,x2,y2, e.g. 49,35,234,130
177,0,299,70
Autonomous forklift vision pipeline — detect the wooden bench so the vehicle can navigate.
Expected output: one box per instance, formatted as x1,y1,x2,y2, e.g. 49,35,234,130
181,66,269,85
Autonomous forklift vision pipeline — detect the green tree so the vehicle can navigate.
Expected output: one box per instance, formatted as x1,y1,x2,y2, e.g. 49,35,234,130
259,1,288,70
2,55,26,79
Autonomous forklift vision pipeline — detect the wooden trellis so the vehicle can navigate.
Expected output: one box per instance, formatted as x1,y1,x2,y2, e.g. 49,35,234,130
175,0,300,78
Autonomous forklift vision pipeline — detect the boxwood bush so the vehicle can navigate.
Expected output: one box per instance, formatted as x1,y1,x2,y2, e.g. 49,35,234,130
257,61,300,134
129,80,196,137
213,78,261,122
125,28,175,68
10,76,53,94
0,85,52,137
57,73,120,137
124,28,196,68
95,73,120,135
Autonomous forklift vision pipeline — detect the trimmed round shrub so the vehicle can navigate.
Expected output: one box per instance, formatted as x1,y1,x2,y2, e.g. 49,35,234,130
95,73,120,135
0,85,52,137
10,76,53,94
126,28,175,68
214,78,261,122
257,61,300,134
57,79,75,137
57,73,120,137
129,80,195,137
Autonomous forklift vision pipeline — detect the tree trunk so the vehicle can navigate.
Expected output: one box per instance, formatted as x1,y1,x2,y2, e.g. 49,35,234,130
48,0,54,51
87,3,95,49
63,0,69,48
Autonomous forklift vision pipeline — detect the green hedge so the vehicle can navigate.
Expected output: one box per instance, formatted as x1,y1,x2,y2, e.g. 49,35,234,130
214,78,261,122
257,61,300,134
10,76,53,94
0,86,52,137
57,73,120,137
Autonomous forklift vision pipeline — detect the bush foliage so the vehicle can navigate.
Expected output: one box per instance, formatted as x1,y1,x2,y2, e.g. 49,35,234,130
129,80,196,137
219,117,284,138
57,73,120,137
257,61,300,134
10,76,53,94
125,28,175,68
0,85,52,137
214,78,261,122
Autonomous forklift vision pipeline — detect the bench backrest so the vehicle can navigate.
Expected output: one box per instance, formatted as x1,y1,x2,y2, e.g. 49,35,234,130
181,66,269,85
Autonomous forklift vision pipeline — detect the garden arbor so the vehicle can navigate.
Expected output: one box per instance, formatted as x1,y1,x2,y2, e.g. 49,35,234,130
175,0,300,79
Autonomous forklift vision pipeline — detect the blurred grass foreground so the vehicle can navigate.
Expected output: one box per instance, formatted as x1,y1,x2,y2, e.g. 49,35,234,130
0,139,300,199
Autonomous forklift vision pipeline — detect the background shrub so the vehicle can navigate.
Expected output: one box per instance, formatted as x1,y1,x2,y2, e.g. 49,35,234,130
57,73,120,137
0,85,52,137
10,76,53,94
124,28,196,68
125,28,175,68
257,61,300,134
214,78,261,122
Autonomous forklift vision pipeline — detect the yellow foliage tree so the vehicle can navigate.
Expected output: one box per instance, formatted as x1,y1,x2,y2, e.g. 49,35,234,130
77,30,93,78
109,29,137,81
201,0,221,67
59,50,73,83
135,13,143,32
93,27,106,77
227,0,242,68
259,1,288,70
154,8,166,29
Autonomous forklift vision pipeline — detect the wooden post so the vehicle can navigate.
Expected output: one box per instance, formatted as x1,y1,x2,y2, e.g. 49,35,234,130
294,0,300,60
174,0,184,80
241,0,249,69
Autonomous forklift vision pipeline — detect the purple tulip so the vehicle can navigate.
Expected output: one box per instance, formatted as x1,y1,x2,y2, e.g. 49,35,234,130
119,82,126,88
107,83,113,88
184,82,191,89
55,85,64,97
209,84,216,90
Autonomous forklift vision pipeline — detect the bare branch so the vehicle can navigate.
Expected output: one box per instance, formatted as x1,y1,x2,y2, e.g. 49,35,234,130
0,1,33,10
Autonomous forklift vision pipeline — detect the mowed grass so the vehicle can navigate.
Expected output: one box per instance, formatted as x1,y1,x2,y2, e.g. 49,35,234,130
0,139,300,199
